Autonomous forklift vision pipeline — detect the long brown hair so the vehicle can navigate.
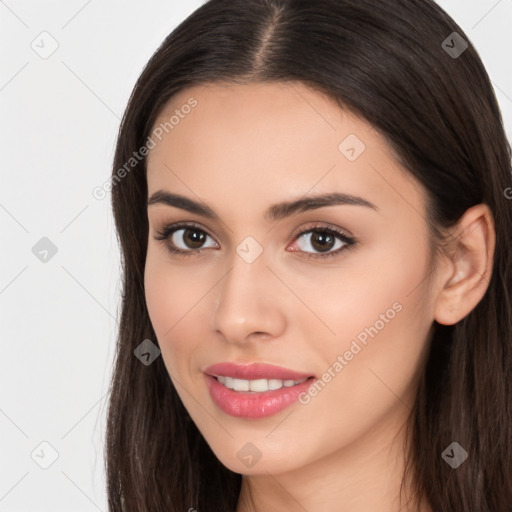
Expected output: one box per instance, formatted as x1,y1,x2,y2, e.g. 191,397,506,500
106,1,512,510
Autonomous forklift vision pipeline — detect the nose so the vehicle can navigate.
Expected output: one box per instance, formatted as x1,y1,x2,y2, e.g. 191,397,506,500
211,250,287,345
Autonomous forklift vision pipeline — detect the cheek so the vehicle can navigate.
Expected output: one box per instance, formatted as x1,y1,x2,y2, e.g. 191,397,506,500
144,252,220,435
144,247,212,375
287,229,431,352
303,235,433,425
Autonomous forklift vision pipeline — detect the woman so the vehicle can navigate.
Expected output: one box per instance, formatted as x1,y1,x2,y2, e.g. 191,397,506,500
105,0,512,510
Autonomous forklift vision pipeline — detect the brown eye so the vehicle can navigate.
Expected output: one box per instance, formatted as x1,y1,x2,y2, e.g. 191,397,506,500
288,224,356,260
169,227,217,251
309,232,336,252
154,223,219,255
295,229,347,254
178,228,207,249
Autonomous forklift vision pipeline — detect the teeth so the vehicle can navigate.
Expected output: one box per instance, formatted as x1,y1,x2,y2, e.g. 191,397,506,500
268,379,283,390
216,375,308,392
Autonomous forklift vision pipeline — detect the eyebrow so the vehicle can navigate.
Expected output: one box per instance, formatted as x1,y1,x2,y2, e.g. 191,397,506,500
147,190,379,222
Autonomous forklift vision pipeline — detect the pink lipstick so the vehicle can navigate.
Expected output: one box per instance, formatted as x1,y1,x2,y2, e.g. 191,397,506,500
204,362,316,418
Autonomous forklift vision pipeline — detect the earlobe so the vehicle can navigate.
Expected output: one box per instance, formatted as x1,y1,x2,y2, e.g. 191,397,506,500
433,204,495,326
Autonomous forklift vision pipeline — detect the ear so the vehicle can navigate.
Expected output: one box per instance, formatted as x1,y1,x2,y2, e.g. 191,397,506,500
434,203,496,326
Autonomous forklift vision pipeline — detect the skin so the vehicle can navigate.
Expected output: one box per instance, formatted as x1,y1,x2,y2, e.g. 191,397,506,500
144,82,495,512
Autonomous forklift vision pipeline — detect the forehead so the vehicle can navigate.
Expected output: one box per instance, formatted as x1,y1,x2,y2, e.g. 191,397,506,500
146,81,424,221
148,81,375,161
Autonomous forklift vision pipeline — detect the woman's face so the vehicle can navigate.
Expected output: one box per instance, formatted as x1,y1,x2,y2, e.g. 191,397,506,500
144,82,444,475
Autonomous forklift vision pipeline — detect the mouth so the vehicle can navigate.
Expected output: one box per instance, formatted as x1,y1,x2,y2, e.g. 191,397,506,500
211,375,314,393
203,362,317,418
204,361,315,382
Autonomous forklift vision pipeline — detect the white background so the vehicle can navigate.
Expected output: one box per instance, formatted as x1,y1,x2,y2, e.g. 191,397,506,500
1,1,510,510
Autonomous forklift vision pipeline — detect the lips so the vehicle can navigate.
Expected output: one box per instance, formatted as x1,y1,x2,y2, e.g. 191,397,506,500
204,374,316,418
204,362,315,381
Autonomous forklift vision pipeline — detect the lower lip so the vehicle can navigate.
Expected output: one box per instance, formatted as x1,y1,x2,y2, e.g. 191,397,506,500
205,374,315,418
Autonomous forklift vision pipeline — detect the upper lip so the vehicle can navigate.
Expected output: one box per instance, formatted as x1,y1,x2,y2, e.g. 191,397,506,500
204,362,315,381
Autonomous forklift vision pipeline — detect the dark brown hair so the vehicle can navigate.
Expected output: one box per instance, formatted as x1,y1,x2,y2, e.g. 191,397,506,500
106,0,512,510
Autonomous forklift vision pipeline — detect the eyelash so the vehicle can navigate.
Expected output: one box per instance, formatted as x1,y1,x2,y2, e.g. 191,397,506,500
153,221,356,260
